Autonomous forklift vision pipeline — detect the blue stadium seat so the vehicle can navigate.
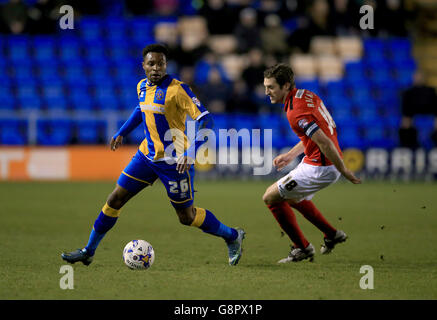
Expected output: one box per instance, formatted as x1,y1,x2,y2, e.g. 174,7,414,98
79,17,103,41
372,83,401,114
347,81,372,104
16,83,38,99
366,63,392,86
328,96,353,124
11,60,35,82
62,61,87,82
387,38,412,64
37,119,72,145
128,18,155,46
113,61,138,83
391,59,416,88
118,86,138,111
337,123,364,149
75,119,106,144
362,118,394,148
33,36,55,62
344,62,366,83
94,86,119,111
0,119,27,145
363,38,386,63
295,79,320,95
323,80,347,98
83,40,106,63
229,114,258,131
41,82,68,111
107,41,130,62
69,93,95,112
7,35,29,62
36,61,60,81
18,96,42,111
415,115,435,150
259,113,289,149
103,17,127,41
88,64,111,82
355,99,378,121
58,36,82,62
117,118,144,144
210,113,229,147
0,85,16,111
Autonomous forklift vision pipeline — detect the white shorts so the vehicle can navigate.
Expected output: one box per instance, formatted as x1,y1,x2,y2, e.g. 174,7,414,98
277,162,341,202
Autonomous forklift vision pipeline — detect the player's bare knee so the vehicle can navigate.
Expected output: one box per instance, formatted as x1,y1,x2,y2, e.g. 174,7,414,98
107,186,132,209
263,188,283,206
263,191,275,205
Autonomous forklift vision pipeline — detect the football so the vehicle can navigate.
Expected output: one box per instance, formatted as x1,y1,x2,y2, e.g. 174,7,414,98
122,240,155,270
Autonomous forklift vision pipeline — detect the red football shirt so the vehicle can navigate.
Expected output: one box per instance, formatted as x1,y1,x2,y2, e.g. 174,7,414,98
284,88,342,166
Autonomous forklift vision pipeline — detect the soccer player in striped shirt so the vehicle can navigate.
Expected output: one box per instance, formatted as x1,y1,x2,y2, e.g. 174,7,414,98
262,64,361,263
61,44,245,266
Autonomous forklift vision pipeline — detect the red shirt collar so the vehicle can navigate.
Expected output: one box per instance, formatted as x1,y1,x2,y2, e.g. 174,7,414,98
284,88,297,112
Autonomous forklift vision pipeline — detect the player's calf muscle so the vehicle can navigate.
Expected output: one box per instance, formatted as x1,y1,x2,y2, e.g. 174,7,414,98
175,206,195,225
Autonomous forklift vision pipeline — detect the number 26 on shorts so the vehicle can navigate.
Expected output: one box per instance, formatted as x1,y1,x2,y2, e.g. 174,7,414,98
169,179,189,194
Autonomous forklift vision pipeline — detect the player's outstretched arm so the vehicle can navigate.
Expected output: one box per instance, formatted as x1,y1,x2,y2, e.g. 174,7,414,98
110,106,142,151
273,141,304,171
311,130,361,184
176,113,214,173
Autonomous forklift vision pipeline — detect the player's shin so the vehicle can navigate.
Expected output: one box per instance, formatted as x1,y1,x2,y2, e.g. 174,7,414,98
191,207,238,242
267,202,309,249
85,203,121,256
290,200,336,239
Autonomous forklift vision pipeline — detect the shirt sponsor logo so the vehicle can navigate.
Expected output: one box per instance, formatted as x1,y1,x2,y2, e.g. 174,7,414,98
140,104,165,113
192,97,201,107
298,119,309,129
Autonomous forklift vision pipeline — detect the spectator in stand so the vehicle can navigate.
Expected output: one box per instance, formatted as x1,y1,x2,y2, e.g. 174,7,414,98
287,0,335,53
153,0,179,16
194,51,229,85
378,0,409,37
256,0,282,25
226,79,259,114
399,70,437,149
198,67,232,113
27,0,59,34
125,0,154,15
179,66,202,98
234,7,262,53
328,0,360,36
261,14,289,58
200,0,238,35
241,48,267,92
1,0,28,34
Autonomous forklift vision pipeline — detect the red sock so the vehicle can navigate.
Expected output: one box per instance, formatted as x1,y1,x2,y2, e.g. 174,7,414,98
267,202,309,249
290,200,337,239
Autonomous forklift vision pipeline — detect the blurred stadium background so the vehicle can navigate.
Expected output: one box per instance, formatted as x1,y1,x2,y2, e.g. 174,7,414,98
1,0,437,181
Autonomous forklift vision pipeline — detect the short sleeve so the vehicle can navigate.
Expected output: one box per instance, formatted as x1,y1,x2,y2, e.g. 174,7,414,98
177,83,209,120
294,114,320,138
136,79,147,98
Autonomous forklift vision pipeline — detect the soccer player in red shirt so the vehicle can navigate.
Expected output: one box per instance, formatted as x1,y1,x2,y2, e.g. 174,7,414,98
262,63,361,263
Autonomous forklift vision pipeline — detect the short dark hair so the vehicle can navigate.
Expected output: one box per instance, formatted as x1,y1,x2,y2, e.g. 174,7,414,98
142,43,169,60
264,63,295,89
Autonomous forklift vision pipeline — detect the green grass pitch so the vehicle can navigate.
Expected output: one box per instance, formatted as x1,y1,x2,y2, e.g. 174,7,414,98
1,179,436,300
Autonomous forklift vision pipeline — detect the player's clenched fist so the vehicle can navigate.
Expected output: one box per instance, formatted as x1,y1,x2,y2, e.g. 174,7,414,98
110,135,123,151
343,169,362,184
273,153,293,171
